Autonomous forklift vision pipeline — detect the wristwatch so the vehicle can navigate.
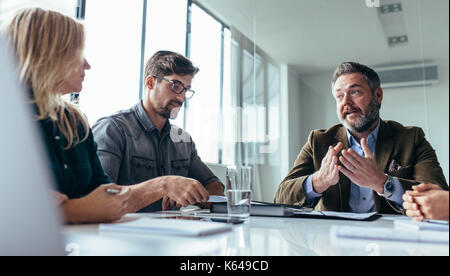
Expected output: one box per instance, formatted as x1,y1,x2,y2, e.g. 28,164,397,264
378,174,395,198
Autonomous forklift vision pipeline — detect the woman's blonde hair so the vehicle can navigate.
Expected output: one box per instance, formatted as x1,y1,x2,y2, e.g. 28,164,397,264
5,7,89,149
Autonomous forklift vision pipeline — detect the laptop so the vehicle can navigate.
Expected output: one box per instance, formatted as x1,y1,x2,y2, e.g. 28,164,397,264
0,36,63,255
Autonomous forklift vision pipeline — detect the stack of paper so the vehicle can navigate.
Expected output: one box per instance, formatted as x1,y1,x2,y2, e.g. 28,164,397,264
394,219,449,232
208,195,228,203
331,225,449,244
100,217,232,237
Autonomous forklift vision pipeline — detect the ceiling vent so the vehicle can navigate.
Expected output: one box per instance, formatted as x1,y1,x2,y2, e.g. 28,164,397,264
377,0,408,47
375,63,439,88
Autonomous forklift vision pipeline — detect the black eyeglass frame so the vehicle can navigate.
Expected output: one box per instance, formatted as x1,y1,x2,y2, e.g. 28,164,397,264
152,75,195,99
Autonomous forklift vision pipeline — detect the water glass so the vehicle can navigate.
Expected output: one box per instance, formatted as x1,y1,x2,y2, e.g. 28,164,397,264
226,166,252,219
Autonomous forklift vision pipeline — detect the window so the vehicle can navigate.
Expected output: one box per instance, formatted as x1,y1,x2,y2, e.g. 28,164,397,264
78,0,143,125
145,0,187,128
241,52,269,165
186,3,227,164
0,0,76,23
0,0,279,171
221,28,234,165
145,0,187,59
266,63,280,165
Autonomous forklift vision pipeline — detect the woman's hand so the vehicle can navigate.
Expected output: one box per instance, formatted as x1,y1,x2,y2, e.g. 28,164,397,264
62,183,131,224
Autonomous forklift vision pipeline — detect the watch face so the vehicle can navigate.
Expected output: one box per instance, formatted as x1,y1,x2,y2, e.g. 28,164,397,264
386,181,394,193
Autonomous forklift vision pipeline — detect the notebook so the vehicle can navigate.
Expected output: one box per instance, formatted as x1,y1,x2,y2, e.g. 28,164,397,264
99,216,232,237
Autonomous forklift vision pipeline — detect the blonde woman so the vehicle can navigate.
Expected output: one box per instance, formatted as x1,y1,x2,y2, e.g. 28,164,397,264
4,8,209,223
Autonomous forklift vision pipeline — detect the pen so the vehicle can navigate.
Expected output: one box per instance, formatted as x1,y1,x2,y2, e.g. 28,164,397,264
106,188,122,195
423,219,449,225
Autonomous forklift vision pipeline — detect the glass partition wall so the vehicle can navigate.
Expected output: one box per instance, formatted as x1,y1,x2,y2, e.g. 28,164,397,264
0,0,448,203
198,0,449,201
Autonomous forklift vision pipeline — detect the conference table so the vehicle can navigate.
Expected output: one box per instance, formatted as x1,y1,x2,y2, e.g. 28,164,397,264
63,210,449,256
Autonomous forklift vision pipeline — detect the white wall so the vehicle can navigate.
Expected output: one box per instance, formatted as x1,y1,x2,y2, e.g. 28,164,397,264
281,65,304,169
298,72,339,145
381,65,449,184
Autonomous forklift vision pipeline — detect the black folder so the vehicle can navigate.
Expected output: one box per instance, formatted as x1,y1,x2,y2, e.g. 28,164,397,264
210,202,381,221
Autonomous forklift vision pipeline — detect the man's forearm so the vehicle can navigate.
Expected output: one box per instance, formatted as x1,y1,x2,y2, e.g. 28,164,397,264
205,181,225,196
126,177,166,213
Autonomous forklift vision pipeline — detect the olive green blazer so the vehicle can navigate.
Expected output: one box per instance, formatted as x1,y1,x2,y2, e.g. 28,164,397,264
274,120,448,214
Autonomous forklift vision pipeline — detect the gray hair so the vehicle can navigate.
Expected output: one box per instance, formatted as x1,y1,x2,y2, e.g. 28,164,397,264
332,62,380,92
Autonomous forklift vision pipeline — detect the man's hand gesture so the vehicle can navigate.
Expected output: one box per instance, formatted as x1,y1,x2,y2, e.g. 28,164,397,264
312,142,343,194
337,138,386,194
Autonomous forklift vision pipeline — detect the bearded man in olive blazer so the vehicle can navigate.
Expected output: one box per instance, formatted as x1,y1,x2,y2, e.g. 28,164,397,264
274,62,448,214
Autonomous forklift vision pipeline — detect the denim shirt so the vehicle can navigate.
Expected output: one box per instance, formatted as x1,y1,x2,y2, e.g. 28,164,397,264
92,101,220,212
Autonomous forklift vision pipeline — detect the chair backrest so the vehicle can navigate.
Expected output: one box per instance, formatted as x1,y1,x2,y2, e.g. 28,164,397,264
205,162,228,185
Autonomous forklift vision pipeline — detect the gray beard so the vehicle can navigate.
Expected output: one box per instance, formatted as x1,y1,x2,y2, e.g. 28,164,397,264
339,97,380,133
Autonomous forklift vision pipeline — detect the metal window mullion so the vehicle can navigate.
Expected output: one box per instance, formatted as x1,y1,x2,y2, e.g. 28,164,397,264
183,0,192,130
138,0,148,99
75,0,86,19
71,0,86,104
218,25,225,164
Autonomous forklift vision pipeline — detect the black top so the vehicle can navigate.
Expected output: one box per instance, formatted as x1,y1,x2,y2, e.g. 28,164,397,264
39,115,110,199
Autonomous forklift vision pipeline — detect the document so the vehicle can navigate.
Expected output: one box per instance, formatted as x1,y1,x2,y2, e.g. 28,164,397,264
99,216,232,237
290,210,379,221
331,225,449,244
394,219,449,232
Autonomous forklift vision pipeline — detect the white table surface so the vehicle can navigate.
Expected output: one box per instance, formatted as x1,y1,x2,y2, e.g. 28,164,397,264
63,211,449,256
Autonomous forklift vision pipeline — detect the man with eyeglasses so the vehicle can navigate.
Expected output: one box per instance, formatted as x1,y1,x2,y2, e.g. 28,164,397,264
92,51,224,212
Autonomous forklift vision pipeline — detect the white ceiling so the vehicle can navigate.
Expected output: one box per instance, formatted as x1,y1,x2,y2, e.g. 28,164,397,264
197,0,449,75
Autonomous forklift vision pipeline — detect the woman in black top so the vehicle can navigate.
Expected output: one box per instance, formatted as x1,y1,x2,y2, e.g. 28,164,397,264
4,8,209,223
4,8,131,223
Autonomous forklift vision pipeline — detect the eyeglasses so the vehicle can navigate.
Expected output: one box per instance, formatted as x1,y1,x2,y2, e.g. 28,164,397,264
152,75,195,99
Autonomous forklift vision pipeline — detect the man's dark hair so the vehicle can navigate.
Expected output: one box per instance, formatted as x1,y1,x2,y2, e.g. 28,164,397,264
332,62,380,92
144,50,199,79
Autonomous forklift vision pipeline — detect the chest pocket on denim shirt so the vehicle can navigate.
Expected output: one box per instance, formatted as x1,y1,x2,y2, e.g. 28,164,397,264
131,156,155,183
170,159,190,177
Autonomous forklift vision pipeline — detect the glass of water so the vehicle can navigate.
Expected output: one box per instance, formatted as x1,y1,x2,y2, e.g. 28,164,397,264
226,166,252,219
